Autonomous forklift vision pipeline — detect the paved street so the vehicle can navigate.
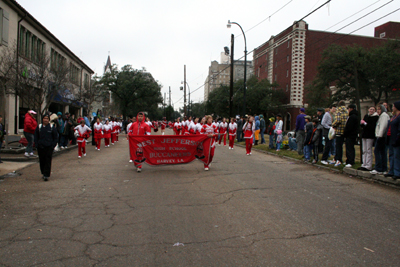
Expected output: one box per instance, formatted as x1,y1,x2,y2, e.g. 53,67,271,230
1,130,400,266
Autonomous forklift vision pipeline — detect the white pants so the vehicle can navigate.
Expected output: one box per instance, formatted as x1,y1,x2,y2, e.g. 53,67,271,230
361,138,374,170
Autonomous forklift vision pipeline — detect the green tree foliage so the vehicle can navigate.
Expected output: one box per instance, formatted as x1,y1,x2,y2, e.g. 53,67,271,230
307,41,400,107
99,64,163,119
205,76,286,118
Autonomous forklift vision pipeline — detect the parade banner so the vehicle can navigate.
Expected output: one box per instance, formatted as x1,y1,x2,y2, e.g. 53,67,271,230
128,135,213,166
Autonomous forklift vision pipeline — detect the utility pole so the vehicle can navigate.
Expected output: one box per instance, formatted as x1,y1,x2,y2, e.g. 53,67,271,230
184,65,187,117
169,86,171,106
229,34,234,118
164,92,166,118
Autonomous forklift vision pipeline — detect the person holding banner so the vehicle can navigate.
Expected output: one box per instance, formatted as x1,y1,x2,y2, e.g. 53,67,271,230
74,118,92,158
218,118,228,146
103,119,113,147
201,115,218,171
128,112,151,172
93,117,103,150
243,116,255,155
228,118,237,149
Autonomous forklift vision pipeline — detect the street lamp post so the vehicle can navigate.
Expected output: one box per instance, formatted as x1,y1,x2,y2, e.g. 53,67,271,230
227,20,247,117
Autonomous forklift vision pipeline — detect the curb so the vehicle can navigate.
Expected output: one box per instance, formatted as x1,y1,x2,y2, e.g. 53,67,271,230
236,144,400,187
1,144,79,162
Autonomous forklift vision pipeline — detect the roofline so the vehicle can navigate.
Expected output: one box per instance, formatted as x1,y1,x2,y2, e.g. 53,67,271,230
5,0,94,74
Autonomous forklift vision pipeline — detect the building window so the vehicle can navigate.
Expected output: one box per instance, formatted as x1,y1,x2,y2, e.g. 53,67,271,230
287,40,290,48
286,84,289,92
275,61,277,68
84,73,89,89
0,8,10,47
274,74,277,81
275,48,278,55
286,69,289,77
287,55,290,62
380,32,386,38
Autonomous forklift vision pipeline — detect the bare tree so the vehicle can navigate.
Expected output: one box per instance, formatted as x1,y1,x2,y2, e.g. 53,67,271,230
16,52,70,118
0,43,18,148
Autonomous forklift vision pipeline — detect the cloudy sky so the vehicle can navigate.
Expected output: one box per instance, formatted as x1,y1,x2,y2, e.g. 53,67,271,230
17,0,399,110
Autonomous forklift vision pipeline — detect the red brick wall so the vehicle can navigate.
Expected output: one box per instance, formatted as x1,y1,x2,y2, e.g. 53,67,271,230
374,22,400,39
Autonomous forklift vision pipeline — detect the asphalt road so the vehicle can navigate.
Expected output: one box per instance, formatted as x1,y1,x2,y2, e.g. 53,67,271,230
0,129,399,266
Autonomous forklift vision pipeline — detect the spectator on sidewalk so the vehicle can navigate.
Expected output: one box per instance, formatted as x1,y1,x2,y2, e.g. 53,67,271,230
57,112,64,147
61,113,72,148
259,115,266,144
288,135,297,151
311,118,323,164
371,104,390,175
343,104,359,168
295,108,306,155
331,101,348,167
236,117,244,142
69,114,78,145
254,116,260,145
23,110,38,158
358,106,379,171
268,117,275,149
0,115,5,163
321,106,334,165
274,114,283,148
382,102,393,118
303,115,313,162
317,108,324,153
385,101,400,180
34,114,58,182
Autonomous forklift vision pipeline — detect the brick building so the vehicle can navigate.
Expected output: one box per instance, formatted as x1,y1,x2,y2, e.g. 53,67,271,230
253,20,399,130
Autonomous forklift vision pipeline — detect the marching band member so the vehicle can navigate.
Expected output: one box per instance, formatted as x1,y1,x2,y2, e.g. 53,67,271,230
115,118,121,142
93,117,103,151
74,118,92,158
184,116,192,135
218,118,228,146
127,117,134,163
228,117,237,149
200,115,218,171
174,118,182,135
243,116,255,155
110,118,117,145
188,117,199,134
103,119,113,147
128,112,151,172
161,117,167,135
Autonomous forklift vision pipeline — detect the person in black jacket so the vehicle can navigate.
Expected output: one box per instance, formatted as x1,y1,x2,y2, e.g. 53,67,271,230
358,106,379,171
34,114,59,181
343,104,359,167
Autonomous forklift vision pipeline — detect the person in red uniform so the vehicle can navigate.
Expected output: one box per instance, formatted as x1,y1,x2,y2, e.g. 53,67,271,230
102,119,113,147
93,117,103,150
218,118,228,146
228,117,237,149
161,117,167,135
243,116,255,155
128,112,151,172
200,115,218,171
74,118,92,158
174,118,182,135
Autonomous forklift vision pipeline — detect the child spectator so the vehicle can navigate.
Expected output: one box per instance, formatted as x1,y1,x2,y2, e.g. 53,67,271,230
276,129,283,151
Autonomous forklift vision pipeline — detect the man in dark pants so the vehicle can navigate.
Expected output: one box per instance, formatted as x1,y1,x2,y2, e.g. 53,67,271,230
236,117,244,142
34,114,59,181
343,104,359,168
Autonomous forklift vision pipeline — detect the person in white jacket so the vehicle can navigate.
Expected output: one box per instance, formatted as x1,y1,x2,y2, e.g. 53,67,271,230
371,104,390,174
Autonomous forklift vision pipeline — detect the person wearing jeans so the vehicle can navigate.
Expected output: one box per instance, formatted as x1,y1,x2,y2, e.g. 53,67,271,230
385,101,400,180
259,115,266,144
343,104,359,167
371,104,390,175
23,110,38,158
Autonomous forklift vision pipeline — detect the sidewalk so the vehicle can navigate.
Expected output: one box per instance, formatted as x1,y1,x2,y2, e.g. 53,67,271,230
0,144,79,162
235,141,400,187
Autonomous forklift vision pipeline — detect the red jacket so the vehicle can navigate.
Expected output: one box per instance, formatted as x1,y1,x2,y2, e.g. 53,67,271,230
128,113,151,136
24,113,37,134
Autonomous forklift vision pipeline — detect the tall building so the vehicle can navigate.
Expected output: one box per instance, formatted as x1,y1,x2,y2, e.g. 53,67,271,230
253,20,398,130
0,0,94,134
204,52,253,101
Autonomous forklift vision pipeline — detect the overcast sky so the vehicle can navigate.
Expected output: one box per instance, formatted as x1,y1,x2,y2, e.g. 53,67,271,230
17,0,399,110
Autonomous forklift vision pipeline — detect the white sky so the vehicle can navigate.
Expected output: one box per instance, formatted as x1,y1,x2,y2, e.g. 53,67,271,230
17,0,399,110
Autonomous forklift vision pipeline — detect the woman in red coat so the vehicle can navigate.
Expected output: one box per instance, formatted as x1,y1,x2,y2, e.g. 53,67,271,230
243,116,255,155
23,110,38,158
